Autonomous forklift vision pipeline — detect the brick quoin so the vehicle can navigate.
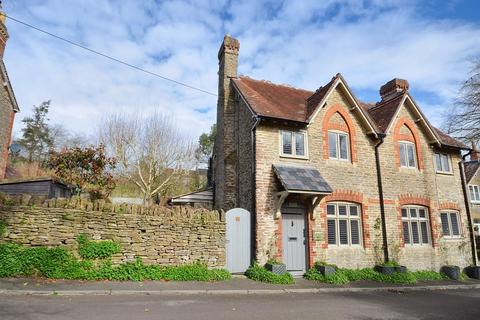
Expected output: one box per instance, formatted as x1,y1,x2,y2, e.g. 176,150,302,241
393,117,424,170
1,110,15,179
322,104,357,162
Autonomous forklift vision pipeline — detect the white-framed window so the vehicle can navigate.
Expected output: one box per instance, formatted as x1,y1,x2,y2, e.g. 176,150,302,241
440,211,462,238
435,153,451,173
399,141,417,168
327,202,362,246
401,206,431,245
328,131,350,161
280,130,307,158
469,185,480,203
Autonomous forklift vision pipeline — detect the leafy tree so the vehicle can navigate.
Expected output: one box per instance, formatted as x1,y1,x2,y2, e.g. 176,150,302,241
18,101,53,163
195,124,216,166
443,59,480,148
47,145,117,200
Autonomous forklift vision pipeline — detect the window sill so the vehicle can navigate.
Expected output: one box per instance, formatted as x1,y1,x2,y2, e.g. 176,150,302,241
443,236,463,241
436,171,454,176
279,154,309,160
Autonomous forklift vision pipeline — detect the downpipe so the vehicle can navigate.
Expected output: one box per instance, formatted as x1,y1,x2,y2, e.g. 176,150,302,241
374,133,389,262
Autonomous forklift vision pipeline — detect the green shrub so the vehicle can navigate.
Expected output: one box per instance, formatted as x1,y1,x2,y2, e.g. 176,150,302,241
0,242,231,282
0,220,7,237
379,260,400,267
305,267,443,285
76,234,121,259
245,263,294,284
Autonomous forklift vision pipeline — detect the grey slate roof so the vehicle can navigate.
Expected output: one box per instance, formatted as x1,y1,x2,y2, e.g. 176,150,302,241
465,161,480,183
273,164,333,194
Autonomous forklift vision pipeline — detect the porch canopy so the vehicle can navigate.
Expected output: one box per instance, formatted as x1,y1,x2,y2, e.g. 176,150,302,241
272,164,333,219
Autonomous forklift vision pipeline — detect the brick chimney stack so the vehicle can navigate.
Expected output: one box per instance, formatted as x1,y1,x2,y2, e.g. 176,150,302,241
214,34,240,210
0,2,9,59
380,78,409,101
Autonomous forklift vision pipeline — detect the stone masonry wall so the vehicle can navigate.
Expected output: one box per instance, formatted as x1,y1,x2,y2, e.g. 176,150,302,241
0,85,14,179
0,197,226,268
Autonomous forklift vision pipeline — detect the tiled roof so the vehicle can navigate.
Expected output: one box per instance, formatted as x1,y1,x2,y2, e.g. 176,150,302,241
465,161,480,183
232,75,468,149
273,164,333,194
233,76,313,123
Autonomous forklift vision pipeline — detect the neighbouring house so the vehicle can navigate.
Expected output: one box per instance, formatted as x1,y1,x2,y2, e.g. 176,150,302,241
168,187,213,208
0,7,19,179
213,34,475,274
465,156,480,236
0,177,73,199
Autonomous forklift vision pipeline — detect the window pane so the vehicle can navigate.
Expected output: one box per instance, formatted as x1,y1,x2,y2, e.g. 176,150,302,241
295,132,305,156
441,213,450,236
475,186,480,201
420,221,429,244
441,154,450,172
419,209,426,218
401,208,408,218
435,153,442,171
409,208,417,218
338,205,347,216
403,222,410,244
339,134,348,160
470,186,476,201
339,220,348,245
411,221,419,243
282,131,292,154
407,144,416,167
349,206,358,216
328,219,336,244
327,204,336,216
450,213,460,236
328,132,337,158
399,143,407,167
351,220,360,245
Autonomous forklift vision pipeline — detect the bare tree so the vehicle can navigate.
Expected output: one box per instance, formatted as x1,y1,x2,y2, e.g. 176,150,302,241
443,59,480,148
99,112,196,205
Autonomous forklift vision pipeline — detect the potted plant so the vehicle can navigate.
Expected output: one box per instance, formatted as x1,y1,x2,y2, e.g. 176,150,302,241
465,265,480,280
375,261,400,275
441,265,461,280
265,258,287,275
314,261,336,276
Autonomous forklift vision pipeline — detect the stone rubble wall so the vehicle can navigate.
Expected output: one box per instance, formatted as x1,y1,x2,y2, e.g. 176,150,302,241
0,195,226,268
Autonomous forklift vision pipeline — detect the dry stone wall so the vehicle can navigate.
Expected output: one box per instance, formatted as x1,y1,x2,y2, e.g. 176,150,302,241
0,195,226,268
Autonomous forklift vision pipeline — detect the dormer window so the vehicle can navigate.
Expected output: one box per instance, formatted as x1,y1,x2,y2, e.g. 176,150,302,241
280,130,307,158
328,131,349,161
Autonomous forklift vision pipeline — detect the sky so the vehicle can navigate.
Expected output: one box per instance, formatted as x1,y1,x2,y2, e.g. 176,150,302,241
3,0,480,142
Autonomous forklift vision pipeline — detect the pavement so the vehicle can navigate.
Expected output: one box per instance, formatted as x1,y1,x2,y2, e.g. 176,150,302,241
1,276,480,296
1,288,480,319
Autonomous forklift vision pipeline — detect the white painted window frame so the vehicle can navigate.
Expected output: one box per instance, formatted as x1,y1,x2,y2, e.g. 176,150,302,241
279,129,308,159
399,141,417,169
469,185,480,203
326,202,362,247
434,152,452,174
328,130,350,161
440,211,462,239
401,205,431,246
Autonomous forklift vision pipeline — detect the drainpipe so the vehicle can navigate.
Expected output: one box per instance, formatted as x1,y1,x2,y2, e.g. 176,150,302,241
374,133,389,262
250,116,261,263
460,150,479,266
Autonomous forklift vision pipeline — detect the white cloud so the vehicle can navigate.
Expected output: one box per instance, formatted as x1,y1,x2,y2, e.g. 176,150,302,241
3,0,480,143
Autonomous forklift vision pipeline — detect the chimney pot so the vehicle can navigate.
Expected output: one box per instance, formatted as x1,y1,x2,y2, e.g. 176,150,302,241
380,78,409,100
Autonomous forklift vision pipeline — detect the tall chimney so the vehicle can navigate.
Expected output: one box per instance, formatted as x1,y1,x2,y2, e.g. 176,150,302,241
213,35,239,210
380,78,409,101
0,2,8,59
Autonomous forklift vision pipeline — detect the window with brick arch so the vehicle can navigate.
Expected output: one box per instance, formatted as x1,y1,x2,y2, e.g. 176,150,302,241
397,124,418,169
326,202,362,246
401,206,431,245
327,112,351,161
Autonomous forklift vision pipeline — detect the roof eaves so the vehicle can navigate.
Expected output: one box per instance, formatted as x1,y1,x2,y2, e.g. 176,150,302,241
0,61,19,112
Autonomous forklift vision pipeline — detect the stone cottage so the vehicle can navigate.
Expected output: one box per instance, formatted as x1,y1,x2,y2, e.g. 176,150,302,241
465,156,480,235
0,7,19,179
213,35,475,274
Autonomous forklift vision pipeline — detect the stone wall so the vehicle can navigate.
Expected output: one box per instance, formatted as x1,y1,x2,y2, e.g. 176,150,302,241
0,197,226,268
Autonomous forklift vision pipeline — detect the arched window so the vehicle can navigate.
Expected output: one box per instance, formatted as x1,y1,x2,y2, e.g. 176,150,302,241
326,202,362,246
401,205,431,245
394,119,423,170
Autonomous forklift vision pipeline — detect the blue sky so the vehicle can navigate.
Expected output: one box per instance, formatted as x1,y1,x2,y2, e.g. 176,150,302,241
3,0,480,141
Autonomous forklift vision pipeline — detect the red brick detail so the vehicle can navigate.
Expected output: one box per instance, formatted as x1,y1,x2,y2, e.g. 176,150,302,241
1,111,15,179
324,189,363,204
322,104,357,163
368,198,395,205
318,204,328,249
276,216,283,260
398,194,431,207
396,206,406,248
307,208,315,268
438,201,460,211
393,117,424,170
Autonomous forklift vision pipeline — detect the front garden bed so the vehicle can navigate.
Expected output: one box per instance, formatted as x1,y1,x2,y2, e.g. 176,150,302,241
245,263,294,284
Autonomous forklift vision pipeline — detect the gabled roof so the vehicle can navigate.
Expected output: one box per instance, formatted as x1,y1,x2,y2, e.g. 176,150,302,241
232,76,313,123
464,161,480,183
0,61,19,112
231,74,466,149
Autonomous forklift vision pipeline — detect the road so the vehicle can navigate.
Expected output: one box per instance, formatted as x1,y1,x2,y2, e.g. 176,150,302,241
1,289,479,320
